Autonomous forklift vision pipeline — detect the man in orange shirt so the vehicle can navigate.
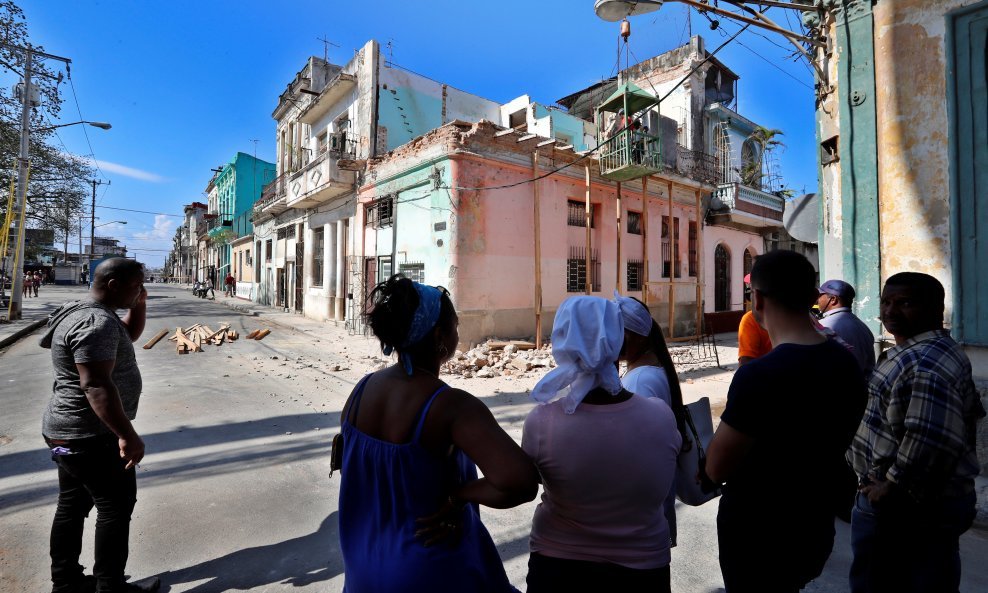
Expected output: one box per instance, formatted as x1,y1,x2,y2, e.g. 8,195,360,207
738,274,771,365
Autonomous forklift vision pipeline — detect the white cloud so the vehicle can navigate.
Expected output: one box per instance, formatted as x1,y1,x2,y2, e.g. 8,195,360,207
88,158,167,183
134,215,175,241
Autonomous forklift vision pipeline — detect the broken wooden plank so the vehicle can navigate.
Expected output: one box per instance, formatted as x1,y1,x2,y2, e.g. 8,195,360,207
245,329,260,340
174,327,202,352
142,329,169,350
254,329,271,340
226,330,238,340
487,340,537,351
204,324,230,341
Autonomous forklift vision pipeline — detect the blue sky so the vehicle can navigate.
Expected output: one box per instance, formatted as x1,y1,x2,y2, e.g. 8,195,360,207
13,0,817,268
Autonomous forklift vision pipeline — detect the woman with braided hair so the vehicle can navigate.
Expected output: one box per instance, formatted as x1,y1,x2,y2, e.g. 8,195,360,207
338,274,537,592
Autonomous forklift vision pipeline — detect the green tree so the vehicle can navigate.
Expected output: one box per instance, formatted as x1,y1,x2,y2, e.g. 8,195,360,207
739,126,784,190
1,0,94,255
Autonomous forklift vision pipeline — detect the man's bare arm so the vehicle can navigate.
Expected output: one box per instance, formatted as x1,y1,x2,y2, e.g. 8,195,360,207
120,287,147,342
78,359,144,469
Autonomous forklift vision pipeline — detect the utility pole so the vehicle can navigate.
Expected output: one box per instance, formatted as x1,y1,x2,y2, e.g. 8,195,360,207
3,41,72,319
89,178,109,280
8,47,33,320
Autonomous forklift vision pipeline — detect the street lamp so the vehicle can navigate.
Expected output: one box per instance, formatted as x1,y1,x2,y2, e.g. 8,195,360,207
36,120,112,132
95,220,127,229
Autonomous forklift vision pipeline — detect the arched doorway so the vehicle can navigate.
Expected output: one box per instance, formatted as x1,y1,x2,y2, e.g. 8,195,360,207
743,248,755,310
715,243,731,312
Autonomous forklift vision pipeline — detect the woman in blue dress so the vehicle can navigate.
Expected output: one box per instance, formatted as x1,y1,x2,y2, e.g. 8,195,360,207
338,275,539,592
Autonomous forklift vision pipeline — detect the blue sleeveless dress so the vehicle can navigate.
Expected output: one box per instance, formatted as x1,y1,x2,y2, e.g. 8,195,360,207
339,376,517,593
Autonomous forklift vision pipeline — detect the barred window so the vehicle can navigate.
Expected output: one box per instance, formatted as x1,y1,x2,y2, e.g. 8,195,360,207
662,218,671,278
399,262,425,283
566,246,601,293
312,228,324,287
567,200,595,228
366,196,395,228
277,227,287,240
627,211,642,235
688,221,698,277
286,224,296,239
627,259,644,291
265,239,272,262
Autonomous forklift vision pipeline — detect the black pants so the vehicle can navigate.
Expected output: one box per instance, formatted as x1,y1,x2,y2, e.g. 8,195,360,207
48,435,137,593
526,552,671,593
717,497,835,593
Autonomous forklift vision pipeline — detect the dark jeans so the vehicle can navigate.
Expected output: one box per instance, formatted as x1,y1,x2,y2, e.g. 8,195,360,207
717,496,835,593
850,491,976,593
526,552,671,593
47,434,137,593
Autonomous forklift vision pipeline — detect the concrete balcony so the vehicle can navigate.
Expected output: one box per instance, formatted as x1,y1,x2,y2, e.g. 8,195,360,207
253,174,289,221
298,72,357,126
285,150,355,209
711,182,784,228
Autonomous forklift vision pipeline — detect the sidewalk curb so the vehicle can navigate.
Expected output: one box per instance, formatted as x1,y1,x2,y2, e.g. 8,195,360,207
0,317,47,350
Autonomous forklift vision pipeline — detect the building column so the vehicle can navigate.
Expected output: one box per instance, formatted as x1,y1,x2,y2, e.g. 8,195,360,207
335,219,346,320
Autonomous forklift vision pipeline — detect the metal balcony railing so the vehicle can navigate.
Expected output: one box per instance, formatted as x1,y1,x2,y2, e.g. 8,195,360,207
675,145,720,185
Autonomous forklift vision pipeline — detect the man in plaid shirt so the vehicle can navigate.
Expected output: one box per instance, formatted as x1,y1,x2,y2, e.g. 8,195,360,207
848,272,985,593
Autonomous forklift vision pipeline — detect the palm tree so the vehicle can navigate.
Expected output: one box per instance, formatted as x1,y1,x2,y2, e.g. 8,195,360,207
739,126,784,190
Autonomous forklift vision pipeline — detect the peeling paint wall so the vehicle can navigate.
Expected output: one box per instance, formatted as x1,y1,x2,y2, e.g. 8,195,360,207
818,0,987,381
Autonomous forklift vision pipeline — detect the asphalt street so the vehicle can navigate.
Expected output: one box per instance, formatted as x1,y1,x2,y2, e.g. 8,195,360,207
1,284,987,592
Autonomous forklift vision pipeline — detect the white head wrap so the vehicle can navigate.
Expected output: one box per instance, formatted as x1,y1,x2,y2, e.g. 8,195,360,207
530,296,625,414
613,291,653,336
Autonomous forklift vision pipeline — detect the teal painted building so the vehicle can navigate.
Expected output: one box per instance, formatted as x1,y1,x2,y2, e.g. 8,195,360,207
209,152,275,280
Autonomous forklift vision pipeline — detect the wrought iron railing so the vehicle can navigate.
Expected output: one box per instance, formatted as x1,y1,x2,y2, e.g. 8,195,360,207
254,173,288,211
675,145,720,184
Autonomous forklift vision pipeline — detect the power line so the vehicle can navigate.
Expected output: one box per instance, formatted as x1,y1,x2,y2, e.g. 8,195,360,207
65,73,105,182
96,205,183,218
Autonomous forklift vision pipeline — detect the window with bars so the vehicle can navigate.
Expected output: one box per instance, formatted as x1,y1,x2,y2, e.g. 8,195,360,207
277,227,287,240
286,224,296,239
312,228,324,287
662,216,681,278
627,259,644,291
688,221,698,277
627,210,642,235
365,196,395,228
567,200,595,227
265,239,272,262
399,262,425,283
566,246,601,292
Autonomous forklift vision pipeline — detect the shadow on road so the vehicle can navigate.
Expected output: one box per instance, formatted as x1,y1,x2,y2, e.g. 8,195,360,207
0,413,338,511
154,511,342,592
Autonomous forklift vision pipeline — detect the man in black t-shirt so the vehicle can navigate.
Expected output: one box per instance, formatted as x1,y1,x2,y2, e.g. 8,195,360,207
705,250,867,592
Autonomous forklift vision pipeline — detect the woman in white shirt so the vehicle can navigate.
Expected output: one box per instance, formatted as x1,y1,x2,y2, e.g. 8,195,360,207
614,294,686,546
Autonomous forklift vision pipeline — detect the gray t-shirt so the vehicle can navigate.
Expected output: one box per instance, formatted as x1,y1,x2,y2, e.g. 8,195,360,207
42,300,143,439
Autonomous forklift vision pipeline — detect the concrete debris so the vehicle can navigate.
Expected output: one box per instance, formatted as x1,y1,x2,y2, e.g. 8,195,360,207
440,339,555,379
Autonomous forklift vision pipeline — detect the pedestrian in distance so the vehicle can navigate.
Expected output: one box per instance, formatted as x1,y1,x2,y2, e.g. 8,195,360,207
848,272,985,593
34,270,43,296
224,273,235,297
23,272,32,298
816,279,876,375
523,296,681,593
704,250,867,593
338,274,538,593
737,274,772,366
614,293,685,546
38,257,159,593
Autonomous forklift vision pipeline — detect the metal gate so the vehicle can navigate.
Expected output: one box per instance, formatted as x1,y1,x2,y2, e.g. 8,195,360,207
295,241,304,313
345,255,368,336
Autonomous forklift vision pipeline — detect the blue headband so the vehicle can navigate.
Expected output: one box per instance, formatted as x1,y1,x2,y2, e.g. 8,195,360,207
382,282,443,375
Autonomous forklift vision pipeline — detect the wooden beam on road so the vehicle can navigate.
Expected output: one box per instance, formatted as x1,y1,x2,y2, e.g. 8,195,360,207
142,329,169,350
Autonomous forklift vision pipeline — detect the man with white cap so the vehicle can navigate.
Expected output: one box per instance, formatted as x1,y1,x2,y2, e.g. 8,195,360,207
523,296,681,593
817,279,876,375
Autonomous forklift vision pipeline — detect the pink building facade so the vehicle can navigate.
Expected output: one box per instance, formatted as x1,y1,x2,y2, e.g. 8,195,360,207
356,121,710,346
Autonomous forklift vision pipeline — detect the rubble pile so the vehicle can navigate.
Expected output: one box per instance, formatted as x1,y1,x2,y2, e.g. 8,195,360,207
441,340,556,379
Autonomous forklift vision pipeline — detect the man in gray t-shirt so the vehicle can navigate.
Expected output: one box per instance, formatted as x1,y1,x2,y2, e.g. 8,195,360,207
40,257,159,593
